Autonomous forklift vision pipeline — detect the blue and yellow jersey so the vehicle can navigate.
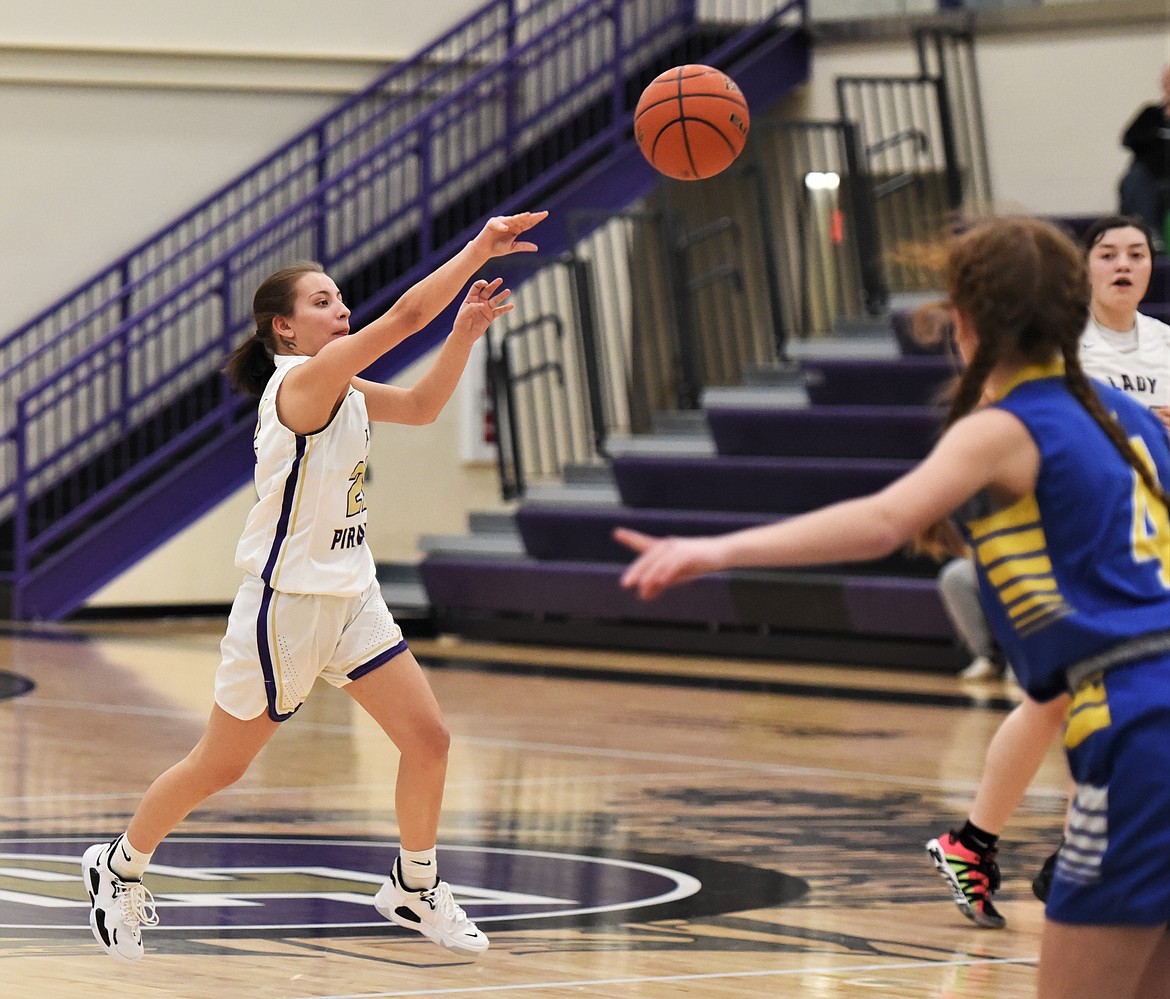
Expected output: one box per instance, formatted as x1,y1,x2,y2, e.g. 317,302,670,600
961,363,1170,702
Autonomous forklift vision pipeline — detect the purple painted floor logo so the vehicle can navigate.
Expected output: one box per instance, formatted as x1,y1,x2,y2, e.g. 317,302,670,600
0,834,799,938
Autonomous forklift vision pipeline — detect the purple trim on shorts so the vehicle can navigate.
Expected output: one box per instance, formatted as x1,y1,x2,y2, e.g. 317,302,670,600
347,639,409,682
261,434,307,584
256,582,299,723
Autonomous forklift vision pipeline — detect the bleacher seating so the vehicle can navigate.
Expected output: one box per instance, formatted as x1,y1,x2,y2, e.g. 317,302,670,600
707,404,941,459
421,337,969,672
419,221,1170,674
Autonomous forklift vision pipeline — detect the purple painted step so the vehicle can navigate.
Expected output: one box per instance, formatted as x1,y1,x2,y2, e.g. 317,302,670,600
517,505,770,562
514,503,940,576
421,556,737,623
1047,214,1099,239
611,453,914,513
800,356,955,406
418,556,955,641
707,404,940,459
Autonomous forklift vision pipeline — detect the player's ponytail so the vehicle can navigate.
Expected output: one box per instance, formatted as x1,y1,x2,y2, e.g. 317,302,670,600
223,261,324,397
224,333,275,398
910,341,999,558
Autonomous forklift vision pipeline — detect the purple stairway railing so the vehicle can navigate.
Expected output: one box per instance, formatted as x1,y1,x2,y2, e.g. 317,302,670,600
0,0,807,618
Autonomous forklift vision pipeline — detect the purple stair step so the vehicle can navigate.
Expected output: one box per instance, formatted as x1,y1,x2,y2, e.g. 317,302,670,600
611,453,914,513
514,504,939,577
707,404,940,459
419,556,954,641
799,356,955,407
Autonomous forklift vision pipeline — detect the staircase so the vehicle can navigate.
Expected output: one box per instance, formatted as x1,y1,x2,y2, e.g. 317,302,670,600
0,0,811,619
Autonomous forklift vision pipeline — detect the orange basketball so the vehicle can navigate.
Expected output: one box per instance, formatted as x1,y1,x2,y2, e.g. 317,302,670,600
634,65,750,181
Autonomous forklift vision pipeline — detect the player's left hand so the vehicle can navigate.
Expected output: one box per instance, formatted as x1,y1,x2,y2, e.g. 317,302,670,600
452,278,511,342
1153,405,1170,433
614,527,725,601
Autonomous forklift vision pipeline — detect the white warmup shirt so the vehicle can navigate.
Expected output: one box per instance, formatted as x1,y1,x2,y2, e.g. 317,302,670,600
1079,311,1170,410
235,354,376,596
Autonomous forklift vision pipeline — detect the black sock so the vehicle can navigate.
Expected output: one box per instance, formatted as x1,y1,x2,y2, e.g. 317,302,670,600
956,820,998,854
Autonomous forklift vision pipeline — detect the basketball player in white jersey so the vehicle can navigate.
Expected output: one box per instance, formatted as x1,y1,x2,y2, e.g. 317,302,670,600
1078,215,1170,422
81,210,547,962
929,214,1170,929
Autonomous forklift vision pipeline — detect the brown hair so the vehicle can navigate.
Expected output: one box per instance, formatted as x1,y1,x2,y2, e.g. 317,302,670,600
1081,214,1157,259
917,216,1168,550
223,261,324,397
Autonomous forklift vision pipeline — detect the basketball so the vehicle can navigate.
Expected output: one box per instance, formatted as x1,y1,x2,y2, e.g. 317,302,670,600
634,65,750,181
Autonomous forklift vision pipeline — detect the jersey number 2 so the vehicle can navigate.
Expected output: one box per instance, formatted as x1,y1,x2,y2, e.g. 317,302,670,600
347,461,367,517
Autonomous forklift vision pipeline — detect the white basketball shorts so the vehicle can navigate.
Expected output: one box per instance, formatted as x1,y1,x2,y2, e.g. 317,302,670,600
215,574,407,721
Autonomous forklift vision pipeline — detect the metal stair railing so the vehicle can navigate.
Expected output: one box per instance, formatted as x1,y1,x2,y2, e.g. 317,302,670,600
0,0,523,443
1,0,808,615
0,0,696,489
834,28,990,295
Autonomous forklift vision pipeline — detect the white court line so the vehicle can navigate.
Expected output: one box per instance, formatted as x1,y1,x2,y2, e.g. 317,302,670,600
14,698,200,719
1,701,1069,803
277,956,1037,999
0,770,721,807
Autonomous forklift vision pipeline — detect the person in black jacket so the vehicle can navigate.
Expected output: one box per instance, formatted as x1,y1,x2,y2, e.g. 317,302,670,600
1119,65,1170,248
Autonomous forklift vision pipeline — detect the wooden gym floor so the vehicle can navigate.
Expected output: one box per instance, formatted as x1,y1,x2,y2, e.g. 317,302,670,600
0,619,1069,998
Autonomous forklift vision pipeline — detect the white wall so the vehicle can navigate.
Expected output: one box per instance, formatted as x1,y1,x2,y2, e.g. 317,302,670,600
1,0,481,326
0,88,340,321
977,29,1165,215
801,22,1166,216
3,1,475,57
810,0,936,18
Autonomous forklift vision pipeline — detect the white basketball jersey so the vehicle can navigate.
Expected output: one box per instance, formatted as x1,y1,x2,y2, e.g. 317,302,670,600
1078,311,1170,409
235,355,376,596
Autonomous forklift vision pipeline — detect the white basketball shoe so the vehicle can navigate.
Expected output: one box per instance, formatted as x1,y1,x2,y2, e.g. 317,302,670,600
81,842,159,961
374,859,489,958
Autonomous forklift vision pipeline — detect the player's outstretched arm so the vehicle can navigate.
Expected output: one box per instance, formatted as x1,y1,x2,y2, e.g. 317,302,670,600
361,214,542,349
281,212,545,430
358,278,512,425
616,407,1037,601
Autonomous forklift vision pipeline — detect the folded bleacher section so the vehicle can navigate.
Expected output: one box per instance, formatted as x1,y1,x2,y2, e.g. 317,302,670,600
418,204,1170,673
420,341,972,671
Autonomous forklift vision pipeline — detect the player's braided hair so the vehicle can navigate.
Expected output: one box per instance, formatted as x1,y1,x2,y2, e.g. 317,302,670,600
916,217,1168,551
1059,338,1169,506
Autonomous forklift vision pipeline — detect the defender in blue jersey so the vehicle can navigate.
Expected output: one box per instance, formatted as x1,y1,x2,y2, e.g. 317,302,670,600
927,215,1170,936
615,217,1170,998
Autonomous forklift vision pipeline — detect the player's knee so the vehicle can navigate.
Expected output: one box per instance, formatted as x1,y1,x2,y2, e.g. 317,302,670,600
186,748,253,793
413,717,451,764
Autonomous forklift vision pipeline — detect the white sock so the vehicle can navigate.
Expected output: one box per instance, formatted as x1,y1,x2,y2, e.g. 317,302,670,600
398,846,438,890
108,833,153,881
